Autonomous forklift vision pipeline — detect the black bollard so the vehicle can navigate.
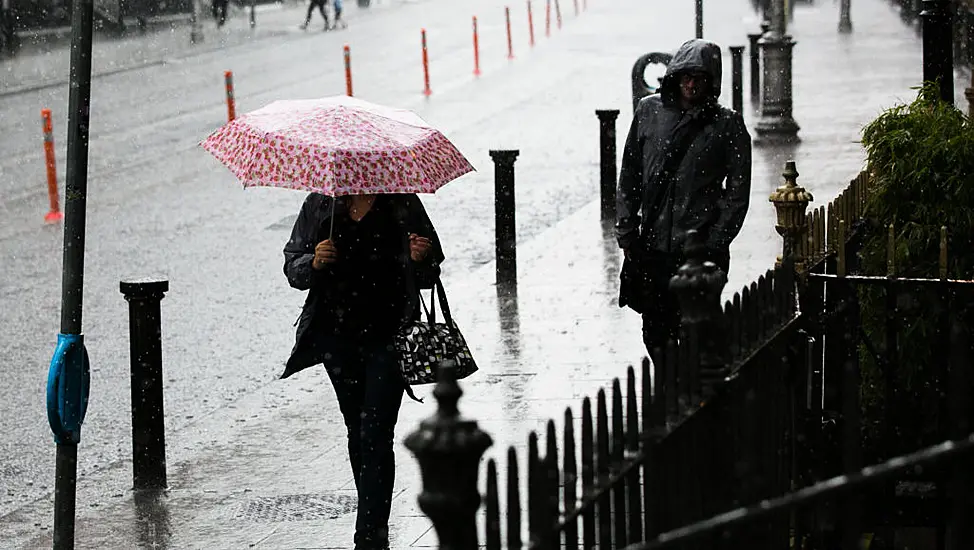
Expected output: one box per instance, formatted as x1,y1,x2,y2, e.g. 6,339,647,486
595,109,620,223
730,46,744,114
490,150,519,293
120,279,169,492
839,0,853,33
748,21,770,105
695,0,703,38
921,0,954,104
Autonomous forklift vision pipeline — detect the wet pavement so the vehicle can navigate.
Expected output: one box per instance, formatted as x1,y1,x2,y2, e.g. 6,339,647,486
0,0,388,96
0,0,966,546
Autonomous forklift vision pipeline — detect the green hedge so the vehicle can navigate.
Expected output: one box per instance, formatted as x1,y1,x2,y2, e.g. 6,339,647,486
857,82,974,457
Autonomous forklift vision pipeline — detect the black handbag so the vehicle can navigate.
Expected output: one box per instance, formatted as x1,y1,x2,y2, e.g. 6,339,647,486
395,278,478,388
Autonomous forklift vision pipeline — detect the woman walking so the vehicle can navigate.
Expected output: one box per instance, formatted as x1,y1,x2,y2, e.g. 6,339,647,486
280,192,444,550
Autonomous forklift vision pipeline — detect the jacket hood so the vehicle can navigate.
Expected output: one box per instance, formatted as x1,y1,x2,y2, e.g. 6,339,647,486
660,39,723,105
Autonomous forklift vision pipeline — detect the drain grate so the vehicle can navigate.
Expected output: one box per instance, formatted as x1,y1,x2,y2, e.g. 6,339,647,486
237,493,357,522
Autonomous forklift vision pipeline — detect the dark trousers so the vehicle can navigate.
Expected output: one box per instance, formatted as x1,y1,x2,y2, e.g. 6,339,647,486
641,248,730,366
322,336,404,547
305,0,328,25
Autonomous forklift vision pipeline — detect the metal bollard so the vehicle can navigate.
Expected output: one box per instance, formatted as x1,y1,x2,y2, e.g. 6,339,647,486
839,0,852,33
747,29,763,104
41,109,64,223
120,279,170,492
249,0,256,28
730,46,744,114
595,110,619,223
190,0,204,44
921,0,954,105
224,71,236,122
490,150,519,293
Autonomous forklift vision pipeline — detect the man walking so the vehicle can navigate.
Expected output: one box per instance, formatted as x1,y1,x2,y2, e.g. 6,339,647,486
616,38,752,363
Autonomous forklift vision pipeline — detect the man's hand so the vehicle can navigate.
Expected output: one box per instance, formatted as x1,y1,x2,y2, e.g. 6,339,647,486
312,239,338,270
409,233,433,262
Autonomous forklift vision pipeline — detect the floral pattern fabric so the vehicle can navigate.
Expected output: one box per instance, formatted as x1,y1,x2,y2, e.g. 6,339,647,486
200,96,475,195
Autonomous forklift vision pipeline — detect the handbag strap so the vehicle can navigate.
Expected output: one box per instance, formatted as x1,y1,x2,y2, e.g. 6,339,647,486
419,278,454,327
433,278,454,327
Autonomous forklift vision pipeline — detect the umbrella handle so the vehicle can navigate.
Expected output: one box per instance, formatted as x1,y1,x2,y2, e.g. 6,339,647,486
328,197,336,241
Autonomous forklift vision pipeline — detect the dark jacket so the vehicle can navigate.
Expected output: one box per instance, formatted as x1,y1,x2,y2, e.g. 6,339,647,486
280,193,444,379
615,39,752,256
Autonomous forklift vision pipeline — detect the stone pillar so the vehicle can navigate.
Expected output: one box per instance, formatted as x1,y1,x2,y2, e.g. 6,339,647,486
756,0,801,143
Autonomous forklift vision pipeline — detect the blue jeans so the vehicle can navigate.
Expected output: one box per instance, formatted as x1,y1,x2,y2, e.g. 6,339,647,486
321,337,404,547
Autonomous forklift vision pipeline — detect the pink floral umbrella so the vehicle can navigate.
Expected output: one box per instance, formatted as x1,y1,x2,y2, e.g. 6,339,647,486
200,95,475,198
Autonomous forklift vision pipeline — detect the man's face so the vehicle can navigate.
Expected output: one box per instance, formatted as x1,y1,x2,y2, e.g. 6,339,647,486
679,72,710,105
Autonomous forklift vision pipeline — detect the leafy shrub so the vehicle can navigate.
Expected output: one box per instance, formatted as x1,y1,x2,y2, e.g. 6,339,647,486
857,82,974,458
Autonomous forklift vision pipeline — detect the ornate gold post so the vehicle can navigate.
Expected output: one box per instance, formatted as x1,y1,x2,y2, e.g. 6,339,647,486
769,160,813,273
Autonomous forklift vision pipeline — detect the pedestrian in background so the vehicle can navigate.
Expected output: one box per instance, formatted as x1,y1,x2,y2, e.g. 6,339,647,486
281,192,444,550
300,0,330,30
616,38,752,366
300,0,346,30
212,0,229,27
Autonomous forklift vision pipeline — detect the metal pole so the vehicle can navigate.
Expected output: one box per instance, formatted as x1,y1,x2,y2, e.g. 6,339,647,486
921,0,954,105
839,0,853,33
695,0,703,38
53,0,95,541
730,46,744,113
190,0,203,44
747,30,763,104
490,150,519,295
595,109,619,223
121,280,170,492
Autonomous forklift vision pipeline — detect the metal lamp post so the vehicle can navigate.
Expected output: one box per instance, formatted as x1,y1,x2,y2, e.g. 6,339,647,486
756,0,800,143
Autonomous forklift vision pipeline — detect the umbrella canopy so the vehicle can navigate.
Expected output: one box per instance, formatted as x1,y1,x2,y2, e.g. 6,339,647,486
200,96,474,196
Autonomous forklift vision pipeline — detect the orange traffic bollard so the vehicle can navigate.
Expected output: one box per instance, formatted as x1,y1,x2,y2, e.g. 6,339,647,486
545,0,551,37
527,0,535,47
41,109,63,223
472,16,481,76
224,70,236,121
421,29,432,96
555,0,562,28
344,45,353,96
505,6,514,60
